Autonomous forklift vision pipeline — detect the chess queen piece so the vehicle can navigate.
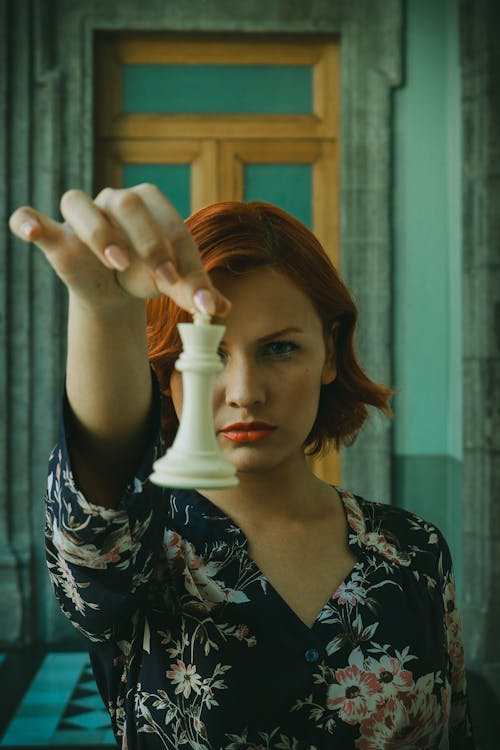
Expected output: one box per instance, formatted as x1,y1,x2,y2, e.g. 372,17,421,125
150,312,238,489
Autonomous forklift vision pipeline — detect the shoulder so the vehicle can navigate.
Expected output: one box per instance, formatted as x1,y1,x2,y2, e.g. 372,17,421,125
338,487,454,578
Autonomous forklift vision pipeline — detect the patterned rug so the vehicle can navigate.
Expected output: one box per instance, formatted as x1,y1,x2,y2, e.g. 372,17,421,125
0,652,116,747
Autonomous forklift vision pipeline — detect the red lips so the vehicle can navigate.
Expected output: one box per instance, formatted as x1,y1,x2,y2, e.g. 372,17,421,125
221,421,277,443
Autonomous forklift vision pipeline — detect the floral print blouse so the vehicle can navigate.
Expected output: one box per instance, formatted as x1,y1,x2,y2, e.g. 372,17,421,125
45,392,474,750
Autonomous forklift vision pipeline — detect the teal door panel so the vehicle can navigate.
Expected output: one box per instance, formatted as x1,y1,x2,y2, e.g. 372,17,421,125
244,164,312,228
123,164,191,218
123,64,313,114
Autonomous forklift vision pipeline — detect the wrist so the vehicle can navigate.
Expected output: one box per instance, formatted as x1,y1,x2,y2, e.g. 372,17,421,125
68,289,147,323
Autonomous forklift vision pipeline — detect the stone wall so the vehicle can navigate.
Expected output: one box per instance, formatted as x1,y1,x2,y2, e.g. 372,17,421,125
460,0,500,743
0,0,67,645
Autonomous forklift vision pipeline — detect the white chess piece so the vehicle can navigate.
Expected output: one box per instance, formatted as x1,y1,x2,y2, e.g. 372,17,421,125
150,312,238,489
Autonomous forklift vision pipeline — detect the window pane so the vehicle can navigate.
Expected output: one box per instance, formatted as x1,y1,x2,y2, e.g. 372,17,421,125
123,65,312,114
123,164,191,218
244,164,312,228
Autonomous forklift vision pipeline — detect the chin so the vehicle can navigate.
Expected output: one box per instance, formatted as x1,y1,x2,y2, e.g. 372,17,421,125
227,453,276,474
221,443,304,476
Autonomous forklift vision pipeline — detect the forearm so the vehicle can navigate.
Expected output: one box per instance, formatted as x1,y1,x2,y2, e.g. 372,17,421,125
65,294,154,507
67,292,151,435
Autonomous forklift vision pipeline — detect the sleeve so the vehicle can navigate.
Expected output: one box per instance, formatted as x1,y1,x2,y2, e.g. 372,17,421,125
437,530,475,749
45,372,169,643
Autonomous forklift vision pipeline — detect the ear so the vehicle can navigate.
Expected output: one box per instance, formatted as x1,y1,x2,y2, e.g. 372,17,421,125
321,321,339,385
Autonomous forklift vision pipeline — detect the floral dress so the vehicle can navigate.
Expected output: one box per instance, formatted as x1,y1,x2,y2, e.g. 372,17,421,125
45,393,474,750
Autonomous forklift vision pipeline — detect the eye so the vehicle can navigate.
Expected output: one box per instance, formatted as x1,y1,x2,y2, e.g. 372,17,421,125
261,341,300,359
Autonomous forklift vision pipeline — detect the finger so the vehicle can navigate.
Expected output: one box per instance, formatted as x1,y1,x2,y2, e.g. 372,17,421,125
130,184,230,316
9,206,77,260
97,186,174,275
9,205,110,284
130,184,199,278
97,187,224,314
9,206,59,246
60,189,131,272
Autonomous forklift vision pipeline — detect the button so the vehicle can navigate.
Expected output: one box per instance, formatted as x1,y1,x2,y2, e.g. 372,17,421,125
305,648,320,663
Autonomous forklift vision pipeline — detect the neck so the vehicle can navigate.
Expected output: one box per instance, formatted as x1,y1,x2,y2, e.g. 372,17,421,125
202,454,336,528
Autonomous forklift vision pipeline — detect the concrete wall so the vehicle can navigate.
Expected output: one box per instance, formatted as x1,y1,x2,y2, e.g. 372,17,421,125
459,0,500,743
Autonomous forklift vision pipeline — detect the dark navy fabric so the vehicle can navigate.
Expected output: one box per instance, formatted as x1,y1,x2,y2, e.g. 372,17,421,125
45,386,474,750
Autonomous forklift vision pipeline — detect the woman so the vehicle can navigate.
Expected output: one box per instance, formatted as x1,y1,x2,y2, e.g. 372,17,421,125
10,184,474,749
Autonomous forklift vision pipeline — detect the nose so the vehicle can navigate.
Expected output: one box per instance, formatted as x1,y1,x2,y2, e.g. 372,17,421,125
221,355,266,409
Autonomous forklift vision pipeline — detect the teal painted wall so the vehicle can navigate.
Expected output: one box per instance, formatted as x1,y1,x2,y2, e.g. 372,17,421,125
393,0,463,594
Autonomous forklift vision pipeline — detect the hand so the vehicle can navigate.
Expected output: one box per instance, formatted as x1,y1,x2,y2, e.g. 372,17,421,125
9,183,230,316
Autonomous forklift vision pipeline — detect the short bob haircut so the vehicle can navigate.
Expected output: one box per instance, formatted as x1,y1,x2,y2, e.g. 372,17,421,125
147,201,395,455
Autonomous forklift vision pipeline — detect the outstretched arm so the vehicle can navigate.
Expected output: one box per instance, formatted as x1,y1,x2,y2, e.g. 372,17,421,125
9,184,229,507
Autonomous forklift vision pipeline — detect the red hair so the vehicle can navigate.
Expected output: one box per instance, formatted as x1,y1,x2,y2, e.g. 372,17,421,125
147,201,395,454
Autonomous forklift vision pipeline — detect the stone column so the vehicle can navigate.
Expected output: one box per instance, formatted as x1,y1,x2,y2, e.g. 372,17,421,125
0,0,68,646
461,0,500,741
0,0,24,646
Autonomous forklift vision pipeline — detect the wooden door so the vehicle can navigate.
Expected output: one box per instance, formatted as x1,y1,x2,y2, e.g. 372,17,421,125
94,33,340,483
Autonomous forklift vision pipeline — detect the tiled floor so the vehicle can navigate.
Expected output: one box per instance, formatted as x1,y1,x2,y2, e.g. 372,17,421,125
0,651,116,748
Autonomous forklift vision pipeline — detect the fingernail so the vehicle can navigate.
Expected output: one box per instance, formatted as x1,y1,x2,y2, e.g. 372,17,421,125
155,260,179,286
193,288,215,316
104,245,129,271
21,220,39,239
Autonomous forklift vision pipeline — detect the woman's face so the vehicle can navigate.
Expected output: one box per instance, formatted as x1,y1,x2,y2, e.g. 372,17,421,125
169,267,337,475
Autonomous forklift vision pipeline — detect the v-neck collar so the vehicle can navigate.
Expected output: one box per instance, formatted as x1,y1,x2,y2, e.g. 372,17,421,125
168,485,368,554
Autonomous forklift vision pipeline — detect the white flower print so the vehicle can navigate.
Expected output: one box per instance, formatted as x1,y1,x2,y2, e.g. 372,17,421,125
46,546,100,617
326,648,382,724
51,517,128,568
362,654,413,700
167,659,203,698
165,531,250,609
334,577,367,606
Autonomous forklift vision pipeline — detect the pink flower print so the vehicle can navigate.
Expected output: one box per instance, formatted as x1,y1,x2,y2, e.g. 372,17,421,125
164,530,184,562
193,714,208,738
334,579,366,606
360,531,411,566
443,580,456,627
166,660,202,699
363,655,414,700
164,530,249,609
342,493,366,534
443,597,467,693
356,678,448,749
235,624,249,640
52,518,128,569
327,649,382,724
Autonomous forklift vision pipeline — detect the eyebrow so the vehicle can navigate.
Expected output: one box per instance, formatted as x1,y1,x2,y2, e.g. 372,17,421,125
219,326,305,348
257,327,304,342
